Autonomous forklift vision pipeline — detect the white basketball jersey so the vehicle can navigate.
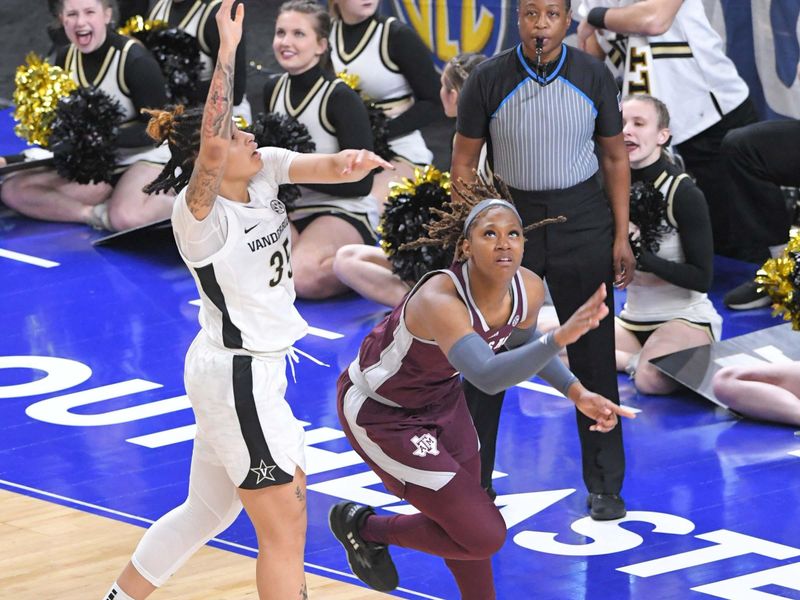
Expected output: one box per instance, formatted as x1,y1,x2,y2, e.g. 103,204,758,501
579,0,749,144
172,147,308,353
329,17,413,108
149,0,218,80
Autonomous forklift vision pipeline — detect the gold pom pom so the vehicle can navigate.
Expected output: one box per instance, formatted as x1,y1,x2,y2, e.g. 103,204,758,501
117,16,167,36
387,165,451,200
336,70,360,91
756,231,800,330
12,53,78,147
233,115,249,130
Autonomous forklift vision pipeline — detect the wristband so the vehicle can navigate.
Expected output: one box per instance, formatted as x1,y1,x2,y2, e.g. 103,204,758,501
587,6,609,29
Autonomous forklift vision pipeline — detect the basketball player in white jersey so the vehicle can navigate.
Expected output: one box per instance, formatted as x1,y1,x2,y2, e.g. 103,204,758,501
102,1,391,598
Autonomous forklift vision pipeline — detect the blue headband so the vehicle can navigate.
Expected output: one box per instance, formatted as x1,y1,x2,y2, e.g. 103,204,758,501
463,199,522,235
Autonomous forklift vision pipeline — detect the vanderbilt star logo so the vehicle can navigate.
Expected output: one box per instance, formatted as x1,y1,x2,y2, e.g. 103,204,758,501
250,459,277,484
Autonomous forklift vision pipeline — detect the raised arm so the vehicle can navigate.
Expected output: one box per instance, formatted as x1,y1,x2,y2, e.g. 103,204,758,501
578,0,683,50
184,0,243,221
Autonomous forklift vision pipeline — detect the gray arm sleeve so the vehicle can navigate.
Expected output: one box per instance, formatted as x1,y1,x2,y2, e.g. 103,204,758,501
447,331,563,395
505,328,580,397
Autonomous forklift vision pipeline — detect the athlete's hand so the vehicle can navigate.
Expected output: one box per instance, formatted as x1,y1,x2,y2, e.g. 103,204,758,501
553,283,608,347
568,383,636,433
337,149,394,179
216,0,244,52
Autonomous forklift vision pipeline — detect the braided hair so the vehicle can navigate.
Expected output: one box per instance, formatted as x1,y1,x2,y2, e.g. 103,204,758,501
142,105,203,195
402,173,565,263
441,53,488,94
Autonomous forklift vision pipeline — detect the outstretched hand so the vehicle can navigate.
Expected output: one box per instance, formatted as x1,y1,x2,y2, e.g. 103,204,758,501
338,149,395,179
553,283,609,347
570,385,637,433
216,0,244,51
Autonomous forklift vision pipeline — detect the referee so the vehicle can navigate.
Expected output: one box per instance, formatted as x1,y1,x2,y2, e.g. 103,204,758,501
452,0,634,520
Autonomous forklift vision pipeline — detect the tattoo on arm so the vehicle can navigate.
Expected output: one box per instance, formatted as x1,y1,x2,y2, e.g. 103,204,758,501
186,51,236,218
295,485,305,504
203,60,234,139
299,583,308,600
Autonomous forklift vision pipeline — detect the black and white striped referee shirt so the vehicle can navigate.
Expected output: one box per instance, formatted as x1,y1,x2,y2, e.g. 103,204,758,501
457,44,622,192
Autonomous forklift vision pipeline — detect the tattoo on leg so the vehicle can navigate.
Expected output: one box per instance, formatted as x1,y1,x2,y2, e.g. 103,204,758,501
299,583,308,600
295,485,305,504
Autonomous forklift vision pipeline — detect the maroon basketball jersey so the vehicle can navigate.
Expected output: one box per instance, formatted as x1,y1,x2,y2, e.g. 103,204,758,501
348,261,528,411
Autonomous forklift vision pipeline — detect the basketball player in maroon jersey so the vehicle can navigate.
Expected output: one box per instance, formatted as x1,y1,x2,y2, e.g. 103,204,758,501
328,178,635,598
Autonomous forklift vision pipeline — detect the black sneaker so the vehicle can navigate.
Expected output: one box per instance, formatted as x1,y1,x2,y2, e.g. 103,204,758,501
723,280,771,310
328,502,399,592
587,493,626,520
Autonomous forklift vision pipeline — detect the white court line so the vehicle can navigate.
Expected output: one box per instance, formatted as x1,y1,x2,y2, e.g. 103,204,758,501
0,478,443,600
188,300,344,340
789,449,800,458
0,248,60,268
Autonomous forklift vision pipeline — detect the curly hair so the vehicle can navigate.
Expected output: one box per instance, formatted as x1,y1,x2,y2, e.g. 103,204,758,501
141,105,204,195
402,172,565,262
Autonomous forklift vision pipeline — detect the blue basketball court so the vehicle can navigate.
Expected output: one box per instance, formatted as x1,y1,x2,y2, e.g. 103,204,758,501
2,107,800,599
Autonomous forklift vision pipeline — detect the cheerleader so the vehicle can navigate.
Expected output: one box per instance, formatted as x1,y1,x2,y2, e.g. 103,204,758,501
328,0,442,204
333,52,488,308
264,0,384,299
146,0,252,121
615,94,721,394
1,0,172,231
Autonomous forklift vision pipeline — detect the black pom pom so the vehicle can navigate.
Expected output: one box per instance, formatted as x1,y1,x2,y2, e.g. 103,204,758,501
134,27,202,105
245,112,316,210
380,177,450,284
50,86,124,184
628,181,672,259
245,112,316,153
365,100,394,162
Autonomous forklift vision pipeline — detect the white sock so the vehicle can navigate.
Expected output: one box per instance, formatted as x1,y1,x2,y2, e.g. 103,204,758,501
769,244,787,258
103,583,136,600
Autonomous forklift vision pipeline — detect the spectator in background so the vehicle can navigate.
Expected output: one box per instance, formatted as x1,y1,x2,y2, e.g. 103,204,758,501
576,0,786,265
720,115,800,309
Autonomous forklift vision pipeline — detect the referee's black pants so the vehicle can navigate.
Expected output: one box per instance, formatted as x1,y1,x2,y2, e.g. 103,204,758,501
465,175,625,495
